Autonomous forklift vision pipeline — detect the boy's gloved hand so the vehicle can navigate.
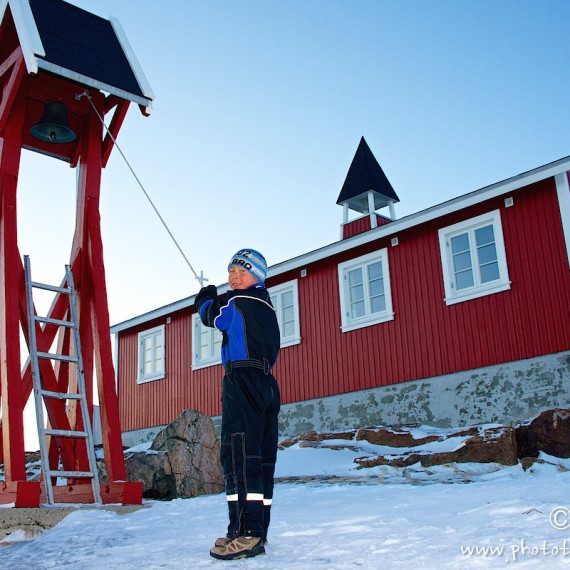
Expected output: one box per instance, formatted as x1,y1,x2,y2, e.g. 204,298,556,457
195,284,218,307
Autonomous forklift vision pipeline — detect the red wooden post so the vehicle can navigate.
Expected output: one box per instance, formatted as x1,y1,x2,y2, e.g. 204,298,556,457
72,93,128,482
0,91,27,484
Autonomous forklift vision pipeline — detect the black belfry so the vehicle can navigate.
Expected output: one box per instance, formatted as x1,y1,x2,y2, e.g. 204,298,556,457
337,137,399,226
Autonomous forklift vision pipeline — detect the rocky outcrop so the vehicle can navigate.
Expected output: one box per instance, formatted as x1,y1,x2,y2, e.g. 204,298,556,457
279,429,355,448
420,426,517,466
356,427,445,447
280,422,530,470
124,449,175,499
125,409,224,499
516,408,570,459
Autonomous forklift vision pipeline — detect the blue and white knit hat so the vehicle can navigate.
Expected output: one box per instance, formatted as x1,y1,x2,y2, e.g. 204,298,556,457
228,249,268,284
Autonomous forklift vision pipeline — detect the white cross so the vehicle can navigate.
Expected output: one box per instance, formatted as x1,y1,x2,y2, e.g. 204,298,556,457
198,270,209,288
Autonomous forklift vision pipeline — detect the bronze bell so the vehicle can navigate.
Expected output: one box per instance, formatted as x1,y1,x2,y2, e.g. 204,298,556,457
30,101,76,144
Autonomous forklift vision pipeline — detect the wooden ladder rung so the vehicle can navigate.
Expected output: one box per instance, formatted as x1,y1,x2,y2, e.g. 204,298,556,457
41,389,83,401
30,281,71,294
37,352,78,363
34,316,74,328
47,470,95,479
44,428,88,438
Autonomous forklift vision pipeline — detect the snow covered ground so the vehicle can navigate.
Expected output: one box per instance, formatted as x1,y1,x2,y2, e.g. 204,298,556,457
1,435,569,569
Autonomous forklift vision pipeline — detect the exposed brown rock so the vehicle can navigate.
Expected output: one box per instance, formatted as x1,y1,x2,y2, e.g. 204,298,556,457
520,456,541,471
279,429,355,448
355,453,423,469
151,408,224,498
125,409,224,500
356,427,441,447
420,426,517,467
515,408,570,459
354,426,517,468
125,449,175,499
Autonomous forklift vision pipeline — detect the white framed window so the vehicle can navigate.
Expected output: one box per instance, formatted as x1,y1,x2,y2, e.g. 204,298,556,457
192,314,222,370
438,209,511,305
338,249,394,332
269,279,301,348
137,325,165,383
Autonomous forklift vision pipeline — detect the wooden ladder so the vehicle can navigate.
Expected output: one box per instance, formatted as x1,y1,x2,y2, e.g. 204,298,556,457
23,255,101,505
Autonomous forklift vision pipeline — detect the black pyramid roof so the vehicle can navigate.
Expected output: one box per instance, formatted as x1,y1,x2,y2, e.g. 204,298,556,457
336,137,399,214
9,0,153,107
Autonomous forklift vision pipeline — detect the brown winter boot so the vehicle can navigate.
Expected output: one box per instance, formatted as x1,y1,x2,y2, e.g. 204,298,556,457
214,536,267,547
210,536,265,560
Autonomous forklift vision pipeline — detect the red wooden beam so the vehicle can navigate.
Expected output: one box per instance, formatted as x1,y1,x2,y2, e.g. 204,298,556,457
0,93,26,483
0,48,26,135
102,97,129,167
43,480,142,505
72,96,128,482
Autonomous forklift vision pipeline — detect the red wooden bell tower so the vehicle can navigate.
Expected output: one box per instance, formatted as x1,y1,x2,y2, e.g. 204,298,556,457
0,0,154,505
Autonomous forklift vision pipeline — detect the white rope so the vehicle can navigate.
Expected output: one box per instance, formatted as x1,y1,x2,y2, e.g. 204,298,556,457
76,90,206,286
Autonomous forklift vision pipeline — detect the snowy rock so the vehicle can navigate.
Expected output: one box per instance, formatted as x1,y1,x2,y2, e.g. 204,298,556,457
420,425,517,466
124,409,224,499
279,429,355,448
283,424,518,470
355,426,517,469
516,408,570,459
124,449,175,499
150,408,224,498
356,426,461,447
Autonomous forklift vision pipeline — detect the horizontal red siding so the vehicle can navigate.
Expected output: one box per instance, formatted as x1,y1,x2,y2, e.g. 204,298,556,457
117,312,221,430
118,178,570,432
342,214,394,239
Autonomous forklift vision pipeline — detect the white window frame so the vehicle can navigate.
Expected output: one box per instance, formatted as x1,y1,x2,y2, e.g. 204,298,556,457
269,279,301,348
192,314,222,370
438,209,511,305
137,325,165,384
338,248,394,332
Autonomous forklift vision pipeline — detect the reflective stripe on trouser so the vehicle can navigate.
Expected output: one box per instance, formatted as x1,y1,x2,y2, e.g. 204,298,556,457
220,368,280,539
226,493,272,504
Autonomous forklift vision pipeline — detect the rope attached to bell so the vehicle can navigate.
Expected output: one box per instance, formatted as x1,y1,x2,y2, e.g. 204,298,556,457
76,89,207,287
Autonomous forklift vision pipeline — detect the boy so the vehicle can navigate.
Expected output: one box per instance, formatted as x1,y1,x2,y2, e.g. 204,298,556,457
195,248,281,561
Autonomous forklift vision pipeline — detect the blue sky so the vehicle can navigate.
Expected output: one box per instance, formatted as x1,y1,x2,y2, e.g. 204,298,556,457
16,0,570,326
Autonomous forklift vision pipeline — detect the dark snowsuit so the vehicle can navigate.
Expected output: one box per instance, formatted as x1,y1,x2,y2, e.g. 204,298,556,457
196,284,281,540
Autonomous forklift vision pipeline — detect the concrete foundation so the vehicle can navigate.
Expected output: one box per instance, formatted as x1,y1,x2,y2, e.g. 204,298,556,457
122,350,570,446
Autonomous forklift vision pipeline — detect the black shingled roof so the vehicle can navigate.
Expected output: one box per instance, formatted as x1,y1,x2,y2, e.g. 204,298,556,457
28,0,148,103
337,137,399,213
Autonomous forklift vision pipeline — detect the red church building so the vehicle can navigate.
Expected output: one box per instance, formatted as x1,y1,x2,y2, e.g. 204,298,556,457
111,139,570,446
